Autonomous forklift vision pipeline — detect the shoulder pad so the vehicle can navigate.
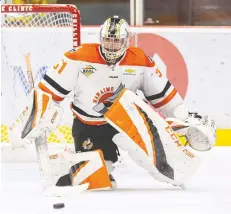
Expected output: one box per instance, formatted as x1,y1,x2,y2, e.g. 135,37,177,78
120,46,155,67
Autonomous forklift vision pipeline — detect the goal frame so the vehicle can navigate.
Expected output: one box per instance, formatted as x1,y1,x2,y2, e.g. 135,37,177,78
1,4,81,48
1,4,81,147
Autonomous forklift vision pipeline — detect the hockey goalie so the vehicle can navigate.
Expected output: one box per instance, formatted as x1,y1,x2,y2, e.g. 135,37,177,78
21,16,217,195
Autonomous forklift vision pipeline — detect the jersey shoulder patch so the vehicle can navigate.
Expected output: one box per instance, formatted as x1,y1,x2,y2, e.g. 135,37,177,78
64,43,106,64
120,46,155,67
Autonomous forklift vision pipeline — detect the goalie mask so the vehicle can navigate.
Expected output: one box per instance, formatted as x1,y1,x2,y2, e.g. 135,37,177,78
100,16,131,64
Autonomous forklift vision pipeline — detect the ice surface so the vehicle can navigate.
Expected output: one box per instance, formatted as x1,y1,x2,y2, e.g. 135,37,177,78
1,147,231,214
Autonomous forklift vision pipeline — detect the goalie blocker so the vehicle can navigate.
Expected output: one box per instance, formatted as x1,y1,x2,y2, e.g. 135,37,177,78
21,88,63,139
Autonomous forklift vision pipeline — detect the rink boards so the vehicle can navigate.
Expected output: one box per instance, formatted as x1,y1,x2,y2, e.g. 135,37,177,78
1,26,231,147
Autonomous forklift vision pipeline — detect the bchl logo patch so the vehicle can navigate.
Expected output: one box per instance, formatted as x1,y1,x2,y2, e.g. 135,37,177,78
80,65,96,77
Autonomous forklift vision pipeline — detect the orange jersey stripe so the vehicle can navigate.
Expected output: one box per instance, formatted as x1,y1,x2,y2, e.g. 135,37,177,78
153,88,177,108
38,82,64,102
120,46,155,67
70,103,107,126
65,44,155,67
64,43,106,64
73,113,107,126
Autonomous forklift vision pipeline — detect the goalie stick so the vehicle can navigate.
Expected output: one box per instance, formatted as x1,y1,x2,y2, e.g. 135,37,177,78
8,53,35,148
9,53,34,133
10,53,76,195
23,53,72,194
24,53,35,90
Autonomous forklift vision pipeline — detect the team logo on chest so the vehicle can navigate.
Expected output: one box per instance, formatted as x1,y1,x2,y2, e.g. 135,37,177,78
93,87,114,104
80,65,96,77
92,84,125,114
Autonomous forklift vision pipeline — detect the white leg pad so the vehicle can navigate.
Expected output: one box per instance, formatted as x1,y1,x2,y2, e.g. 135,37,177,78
106,89,201,186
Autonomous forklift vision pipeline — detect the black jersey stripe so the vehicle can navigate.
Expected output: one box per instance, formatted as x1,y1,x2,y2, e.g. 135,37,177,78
146,81,171,101
72,103,104,119
43,74,71,96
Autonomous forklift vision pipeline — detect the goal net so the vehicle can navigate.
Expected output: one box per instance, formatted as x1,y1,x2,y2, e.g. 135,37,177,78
1,4,81,161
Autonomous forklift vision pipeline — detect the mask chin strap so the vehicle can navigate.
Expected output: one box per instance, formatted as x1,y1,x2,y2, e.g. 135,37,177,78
106,58,117,65
106,52,125,65
100,46,124,65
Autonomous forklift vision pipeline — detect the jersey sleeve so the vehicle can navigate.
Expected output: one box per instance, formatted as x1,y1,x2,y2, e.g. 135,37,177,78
38,55,78,102
142,63,186,118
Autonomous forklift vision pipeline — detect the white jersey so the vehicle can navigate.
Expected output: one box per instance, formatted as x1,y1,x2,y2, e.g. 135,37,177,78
38,43,184,125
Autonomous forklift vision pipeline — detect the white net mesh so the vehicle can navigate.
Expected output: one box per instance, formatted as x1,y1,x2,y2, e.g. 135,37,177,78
2,12,73,27
1,5,80,147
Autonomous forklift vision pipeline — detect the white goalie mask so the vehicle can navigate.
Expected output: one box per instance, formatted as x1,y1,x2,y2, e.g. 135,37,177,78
100,16,131,64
